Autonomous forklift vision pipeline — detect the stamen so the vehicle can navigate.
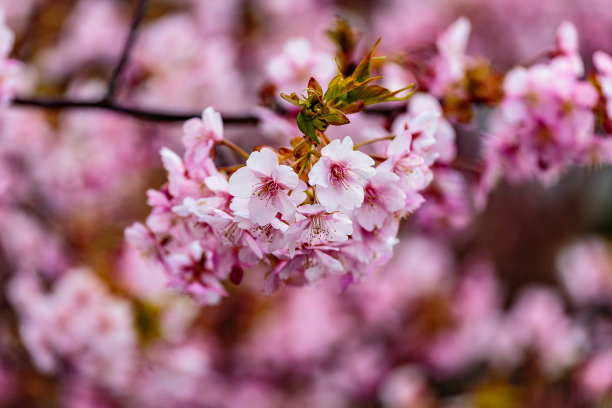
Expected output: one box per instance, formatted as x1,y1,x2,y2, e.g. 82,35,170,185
329,162,350,188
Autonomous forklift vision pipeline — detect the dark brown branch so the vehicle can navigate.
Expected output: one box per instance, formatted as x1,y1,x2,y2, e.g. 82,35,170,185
11,96,260,124
104,0,150,101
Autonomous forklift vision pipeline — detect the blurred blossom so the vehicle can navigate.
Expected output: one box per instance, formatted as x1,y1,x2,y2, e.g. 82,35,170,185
379,366,429,408
9,268,138,387
492,286,586,375
557,236,612,305
427,260,501,376
580,349,612,399
3,1,612,406
132,14,250,112
266,37,337,96
38,0,128,79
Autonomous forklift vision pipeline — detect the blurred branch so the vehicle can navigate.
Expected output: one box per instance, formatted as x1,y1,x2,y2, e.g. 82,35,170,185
104,0,149,101
11,96,401,124
11,96,261,124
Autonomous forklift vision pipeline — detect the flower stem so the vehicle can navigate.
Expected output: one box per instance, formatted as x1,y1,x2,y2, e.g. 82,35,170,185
291,154,308,168
369,154,388,162
354,134,395,149
218,164,245,173
297,157,309,178
220,139,250,160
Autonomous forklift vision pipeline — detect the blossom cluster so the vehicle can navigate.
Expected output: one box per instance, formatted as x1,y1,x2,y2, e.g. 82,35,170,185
483,22,604,186
127,102,441,304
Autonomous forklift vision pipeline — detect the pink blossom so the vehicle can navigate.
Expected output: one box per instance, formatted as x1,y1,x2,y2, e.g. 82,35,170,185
229,148,299,226
594,50,612,123
491,286,586,375
286,204,353,252
8,268,137,388
379,135,432,193
580,349,612,399
309,136,376,212
0,11,21,105
279,247,345,284
165,241,229,305
379,366,429,408
415,169,472,231
38,0,128,79
266,37,336,95
429,17,472,96
391,110,439,159
353,169,406,231
342,218,401,281
553,21,583,77
124,222,157,258
182,107,224,149
556,237,612,305
482,22,598,188
408,93,457,164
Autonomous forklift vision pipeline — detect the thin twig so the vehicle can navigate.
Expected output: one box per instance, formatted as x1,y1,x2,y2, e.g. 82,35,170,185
104,0,150,101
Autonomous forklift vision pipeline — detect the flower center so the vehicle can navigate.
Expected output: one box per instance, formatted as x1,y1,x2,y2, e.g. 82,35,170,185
364,185,377,207
254,176,281,201
329,162,350,188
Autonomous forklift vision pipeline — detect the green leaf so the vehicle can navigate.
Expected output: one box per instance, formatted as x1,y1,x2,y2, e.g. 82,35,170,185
324,75,378,104
307,77,323,96
321,107,350,126
342,83,416,107
324,75,359,102
338,100,366,114
297,111,320,143
353,38,381,82
280,92,305,107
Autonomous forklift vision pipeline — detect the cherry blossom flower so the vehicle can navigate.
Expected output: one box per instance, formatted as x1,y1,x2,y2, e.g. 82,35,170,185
279,247,345,284
429,17,472,96
229,148,299,226
482,21,599,191
309,136,376,212
580,349,612,400
556,237,612,305
286,204,353,253
353,169,406,231
266,37,336,95
379,133,433,193
0,10,21,105
182,106,224,149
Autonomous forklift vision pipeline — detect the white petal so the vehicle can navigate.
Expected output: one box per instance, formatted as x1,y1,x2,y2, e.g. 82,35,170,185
248,196,277,226
275,164,299,189
342,183,365,210
246,148,278,175
160,147,184,174
205,176,229,194
308,158,330,188
228,167,258,198
276,192,297,221
316,185,343,212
